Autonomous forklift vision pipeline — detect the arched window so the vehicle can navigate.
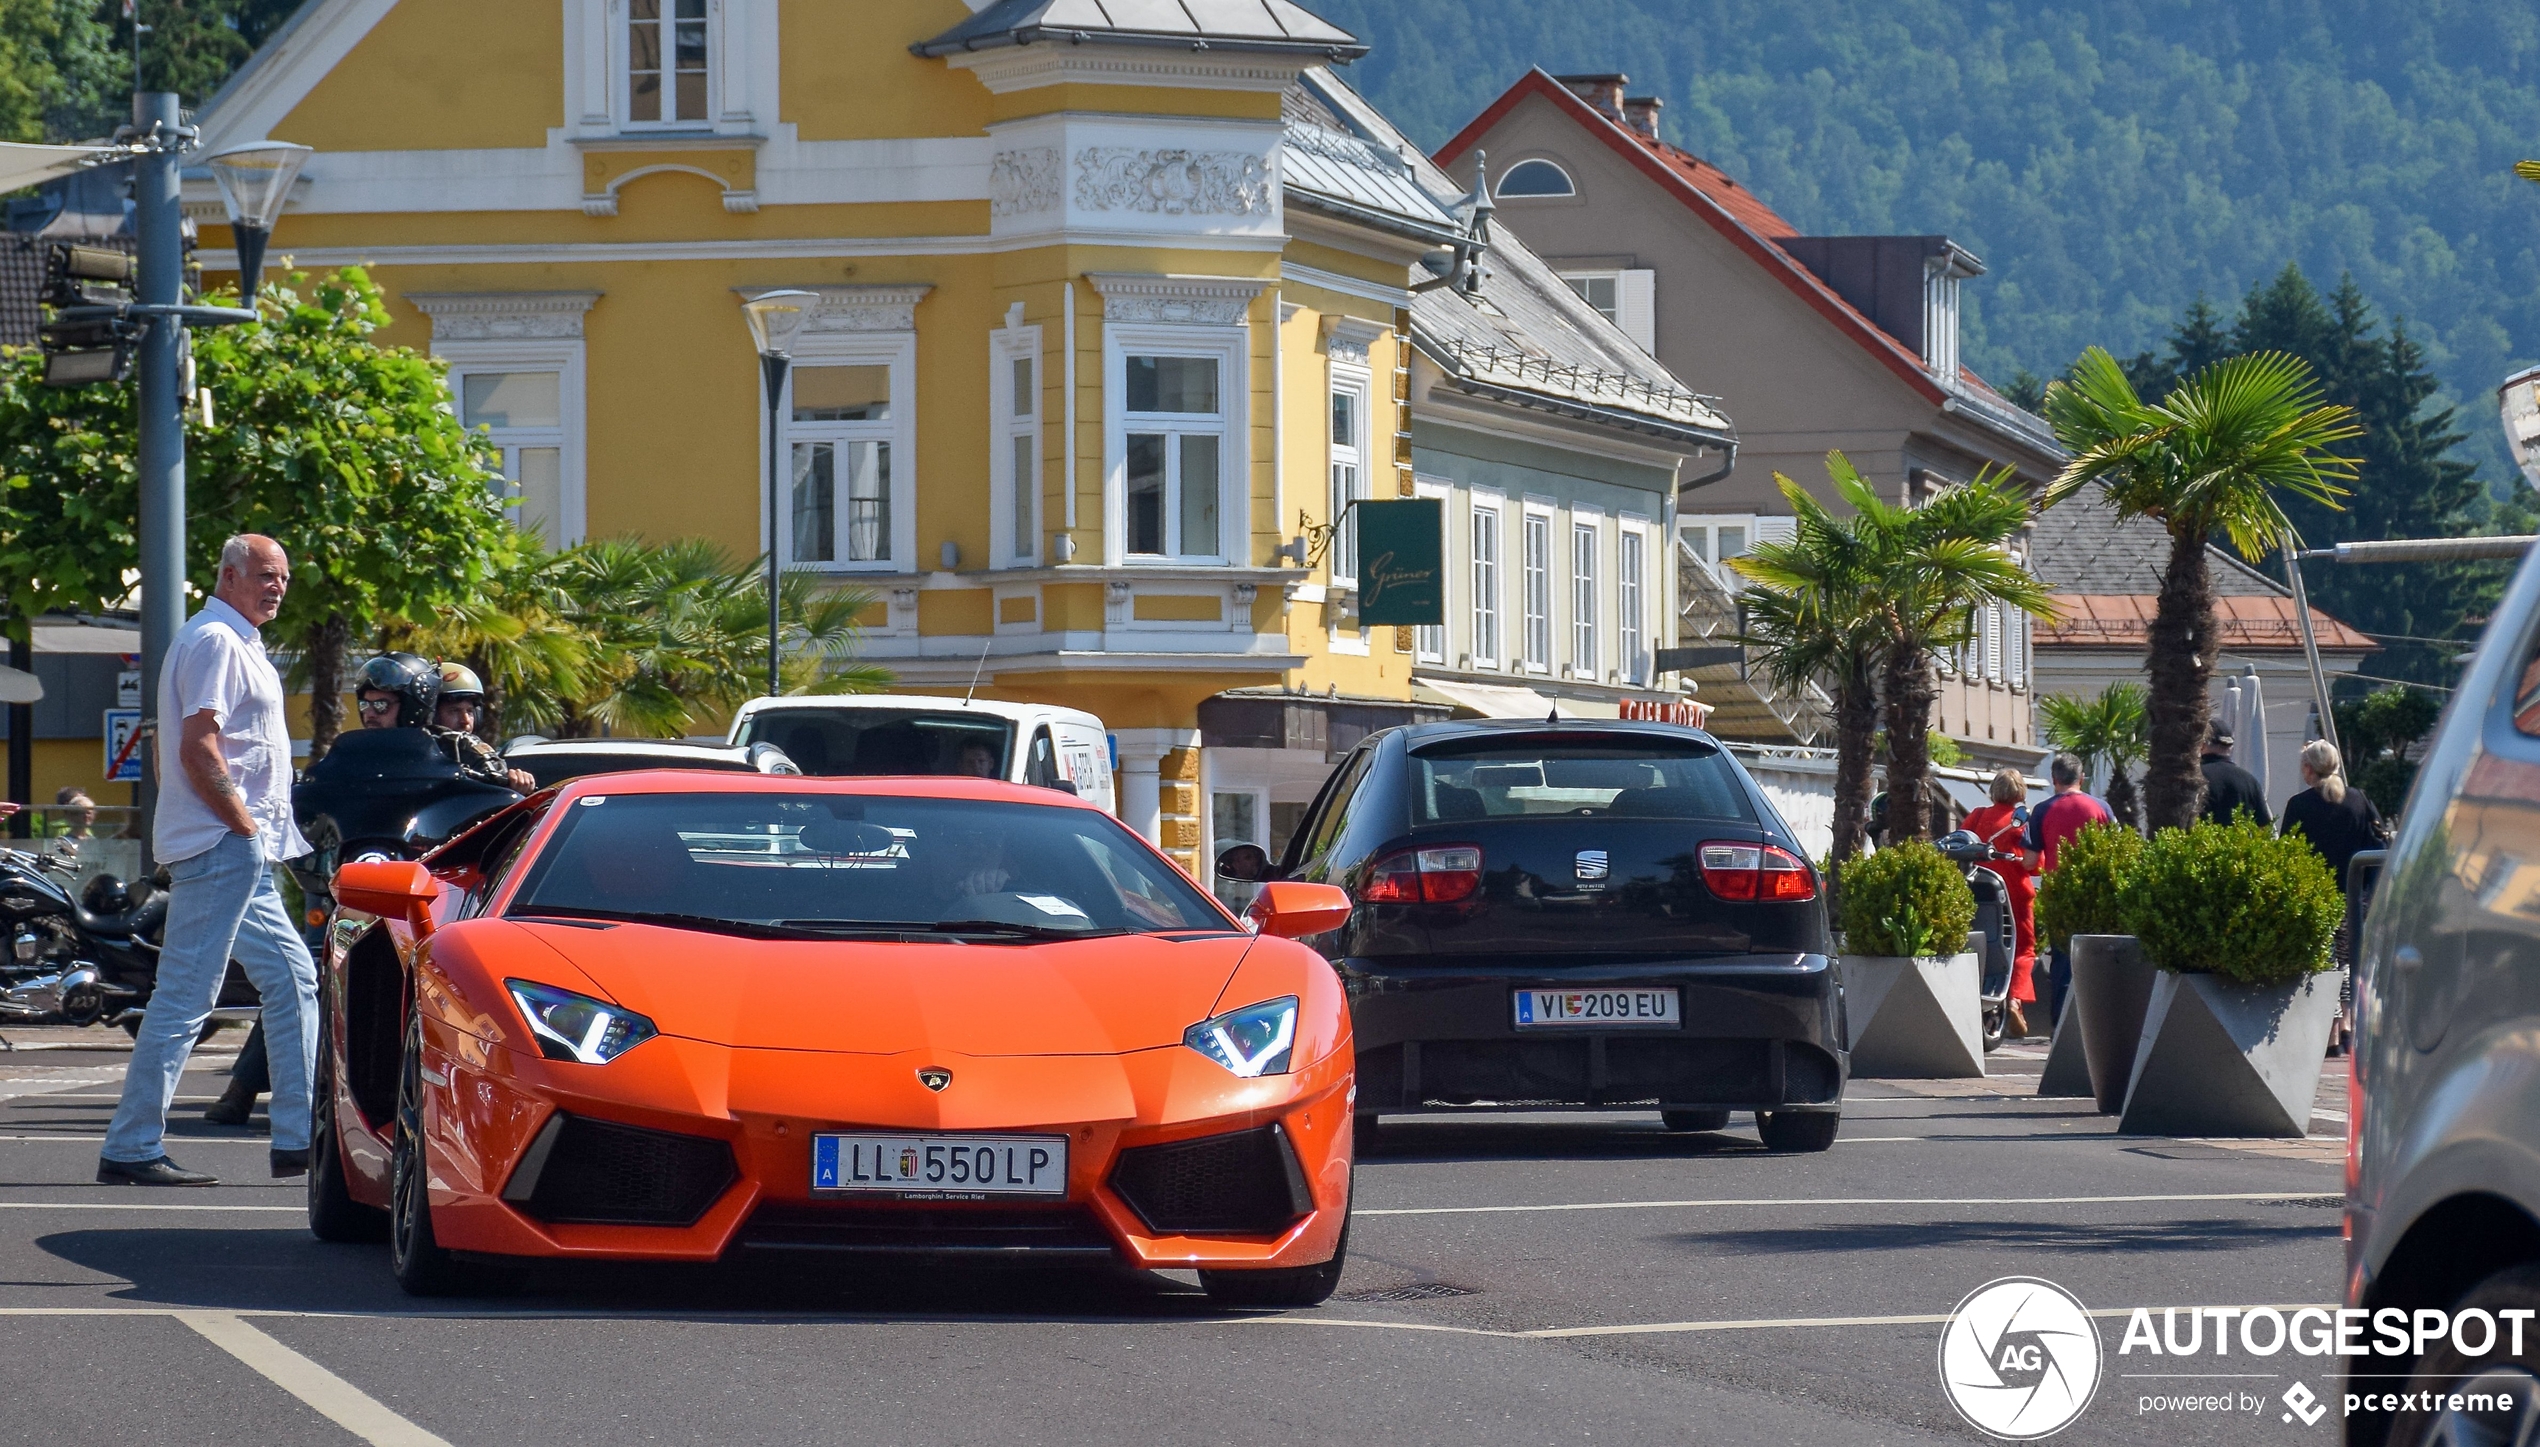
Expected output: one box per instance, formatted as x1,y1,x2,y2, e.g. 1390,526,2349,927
1496,159,1576,197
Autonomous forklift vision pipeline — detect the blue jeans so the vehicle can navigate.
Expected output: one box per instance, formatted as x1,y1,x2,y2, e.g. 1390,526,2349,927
103,832,317,1162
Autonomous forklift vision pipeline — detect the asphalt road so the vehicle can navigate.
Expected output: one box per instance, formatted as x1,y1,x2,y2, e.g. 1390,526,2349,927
0,1023,2348,1446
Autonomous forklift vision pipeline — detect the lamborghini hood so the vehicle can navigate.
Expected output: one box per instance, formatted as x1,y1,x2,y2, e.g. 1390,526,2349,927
503,922,1257,1056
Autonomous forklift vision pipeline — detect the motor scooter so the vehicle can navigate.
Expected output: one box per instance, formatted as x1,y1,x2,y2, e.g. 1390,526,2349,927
1934,827,2023,1053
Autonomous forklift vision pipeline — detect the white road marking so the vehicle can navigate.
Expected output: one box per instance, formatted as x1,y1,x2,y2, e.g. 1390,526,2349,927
1230,1302,2338,1341
179,1311,454,1447
0,1201,299,1210
0,1134,269,1142
1358,1190,2340,1217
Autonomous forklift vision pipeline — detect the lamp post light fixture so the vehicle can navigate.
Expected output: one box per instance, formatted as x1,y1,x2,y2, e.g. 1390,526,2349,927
2502,365,2540,493
742,290,817,697
204,140,312,305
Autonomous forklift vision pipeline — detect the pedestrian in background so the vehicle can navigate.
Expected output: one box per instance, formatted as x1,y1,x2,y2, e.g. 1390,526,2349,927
54,787,95,839
2199,720,2272,827
2022,753,2114,1025
1959,768,2037,1038
2280,739,2384,1051
98,534,319,1187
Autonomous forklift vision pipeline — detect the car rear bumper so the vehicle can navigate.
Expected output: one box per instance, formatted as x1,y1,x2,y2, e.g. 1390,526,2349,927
1337,952,1845,1114
349,1021,1354,1271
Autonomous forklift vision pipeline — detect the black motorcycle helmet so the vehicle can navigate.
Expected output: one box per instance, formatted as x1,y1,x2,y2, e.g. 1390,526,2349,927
80,873,130,917
355,652,441,729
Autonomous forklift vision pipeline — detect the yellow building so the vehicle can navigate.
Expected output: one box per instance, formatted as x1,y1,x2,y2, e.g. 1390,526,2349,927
179,0,1724,873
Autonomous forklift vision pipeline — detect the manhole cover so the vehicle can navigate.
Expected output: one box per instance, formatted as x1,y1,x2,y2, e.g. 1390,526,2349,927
1339,1282,1478,1303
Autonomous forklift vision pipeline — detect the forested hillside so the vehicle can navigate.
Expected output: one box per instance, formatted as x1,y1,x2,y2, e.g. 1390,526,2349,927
1313,0,2540,487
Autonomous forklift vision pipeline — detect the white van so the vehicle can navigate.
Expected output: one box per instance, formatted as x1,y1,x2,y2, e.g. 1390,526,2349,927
724,694,1116,815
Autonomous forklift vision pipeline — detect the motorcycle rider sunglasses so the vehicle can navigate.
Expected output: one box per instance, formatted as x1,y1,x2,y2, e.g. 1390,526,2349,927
356,696,399,716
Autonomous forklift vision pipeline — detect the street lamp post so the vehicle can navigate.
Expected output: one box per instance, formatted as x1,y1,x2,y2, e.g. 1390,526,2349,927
205,140,312,304
741,291,816,698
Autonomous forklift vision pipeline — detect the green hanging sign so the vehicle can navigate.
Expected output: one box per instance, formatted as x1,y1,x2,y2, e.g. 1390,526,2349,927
1356,498,1444,627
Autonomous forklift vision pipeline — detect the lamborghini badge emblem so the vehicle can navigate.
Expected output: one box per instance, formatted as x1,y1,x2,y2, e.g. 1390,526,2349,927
917,1067,953,1092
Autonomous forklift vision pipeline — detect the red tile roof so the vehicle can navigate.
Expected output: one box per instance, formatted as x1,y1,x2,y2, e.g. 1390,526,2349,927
2033,594,2377,654
1435,68,1951,409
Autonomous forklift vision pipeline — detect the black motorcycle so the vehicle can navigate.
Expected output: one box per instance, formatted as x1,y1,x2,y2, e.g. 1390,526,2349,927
289,728,522,921
0,843,259,1030
1934,828,2021,1053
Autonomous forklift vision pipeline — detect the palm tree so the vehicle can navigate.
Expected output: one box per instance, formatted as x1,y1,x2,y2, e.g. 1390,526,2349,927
386,535,889,740
2038,681,2147,829
1735,471,1886,864
1837,458,2059,845
2043,349,2360,830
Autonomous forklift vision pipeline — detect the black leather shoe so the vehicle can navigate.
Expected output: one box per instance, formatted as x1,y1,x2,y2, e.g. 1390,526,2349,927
96,1156,217,1187
203,1078,258,1127
269,1148,309,1178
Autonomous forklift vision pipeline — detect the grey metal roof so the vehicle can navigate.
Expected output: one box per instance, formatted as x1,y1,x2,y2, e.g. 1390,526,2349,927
2026,492,2286,597
1288,70,1733,442
913,0,1365,57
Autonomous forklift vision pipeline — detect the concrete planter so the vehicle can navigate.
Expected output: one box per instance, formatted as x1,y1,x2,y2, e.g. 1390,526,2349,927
2036,1003,2092,1097
1844,952,1986,1078
2071,934,2158,1115
2117,970,2340,1138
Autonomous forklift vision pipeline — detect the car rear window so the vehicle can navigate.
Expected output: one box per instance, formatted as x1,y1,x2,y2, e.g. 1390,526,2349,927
1409,735,1755,824
738,708,1012,779
514,752,749,789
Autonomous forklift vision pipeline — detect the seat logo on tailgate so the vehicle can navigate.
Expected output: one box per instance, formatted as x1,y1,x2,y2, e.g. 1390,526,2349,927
1575,850,1609,882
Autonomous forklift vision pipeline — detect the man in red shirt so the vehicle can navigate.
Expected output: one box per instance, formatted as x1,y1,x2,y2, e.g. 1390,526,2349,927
2022,753,2115,1022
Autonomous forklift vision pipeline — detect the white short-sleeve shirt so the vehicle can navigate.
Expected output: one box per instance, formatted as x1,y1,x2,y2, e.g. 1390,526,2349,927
153,596,310,865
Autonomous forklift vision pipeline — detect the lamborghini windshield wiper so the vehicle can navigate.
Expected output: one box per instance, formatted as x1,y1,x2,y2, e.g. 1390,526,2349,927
778,917,1131,942
510,906,844,942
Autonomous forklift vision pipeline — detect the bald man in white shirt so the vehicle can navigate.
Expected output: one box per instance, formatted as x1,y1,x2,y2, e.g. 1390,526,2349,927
99,535,320,1186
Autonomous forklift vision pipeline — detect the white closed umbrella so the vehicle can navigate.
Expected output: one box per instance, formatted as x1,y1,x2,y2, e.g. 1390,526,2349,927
2234,666,2271,805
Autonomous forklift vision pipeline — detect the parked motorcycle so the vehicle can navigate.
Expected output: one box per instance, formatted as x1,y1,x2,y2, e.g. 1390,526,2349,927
0,843,259,1030
1934,828,2021,1053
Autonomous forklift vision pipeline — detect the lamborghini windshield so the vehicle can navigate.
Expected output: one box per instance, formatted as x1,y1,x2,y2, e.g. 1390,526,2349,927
505,792,1229,938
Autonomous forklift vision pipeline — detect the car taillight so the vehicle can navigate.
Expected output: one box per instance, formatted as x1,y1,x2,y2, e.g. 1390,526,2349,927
1698,841,1816,902
1363,845,1483,904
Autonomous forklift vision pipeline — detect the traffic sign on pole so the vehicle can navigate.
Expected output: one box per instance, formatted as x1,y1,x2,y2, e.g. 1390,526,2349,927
103,708,144,784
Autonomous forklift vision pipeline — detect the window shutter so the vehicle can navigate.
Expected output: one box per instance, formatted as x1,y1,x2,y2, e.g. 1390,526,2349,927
1616,270,1657,353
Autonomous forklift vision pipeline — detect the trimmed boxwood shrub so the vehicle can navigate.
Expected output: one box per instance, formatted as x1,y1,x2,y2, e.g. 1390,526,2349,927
2114,817,2343,986
1838,840,1976,958
2034,822,2144,953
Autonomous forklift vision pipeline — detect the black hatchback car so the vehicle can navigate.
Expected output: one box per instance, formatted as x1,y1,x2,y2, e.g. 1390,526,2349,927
1218,720,1844,1151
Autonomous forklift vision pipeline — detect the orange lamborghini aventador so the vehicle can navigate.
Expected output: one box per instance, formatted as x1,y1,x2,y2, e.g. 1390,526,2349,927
310,773,1356,1305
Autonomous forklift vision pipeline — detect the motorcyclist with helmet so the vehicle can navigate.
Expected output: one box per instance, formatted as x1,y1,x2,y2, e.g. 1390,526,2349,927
208,654,529,1127
349,652,532,791
431,662,537,793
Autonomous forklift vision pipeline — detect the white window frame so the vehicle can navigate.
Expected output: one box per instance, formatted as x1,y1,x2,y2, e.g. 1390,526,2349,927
1559,271,1620,324
619,0,716,129
1104,323,1246,567
437,340,588,548
1571,513,1600,679
1678,513,1757,589
1521,501,1555,675
773,333,918,575
1557,269,1655,352
1983,604,2004,682
992,322,1045,569
1470,492,1503,670
1327,366,1371,588
1618,515,1651,686
1412,476,1450,664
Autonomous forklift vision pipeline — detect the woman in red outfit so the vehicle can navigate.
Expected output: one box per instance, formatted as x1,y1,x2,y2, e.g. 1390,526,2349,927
1958,768,2038,1038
